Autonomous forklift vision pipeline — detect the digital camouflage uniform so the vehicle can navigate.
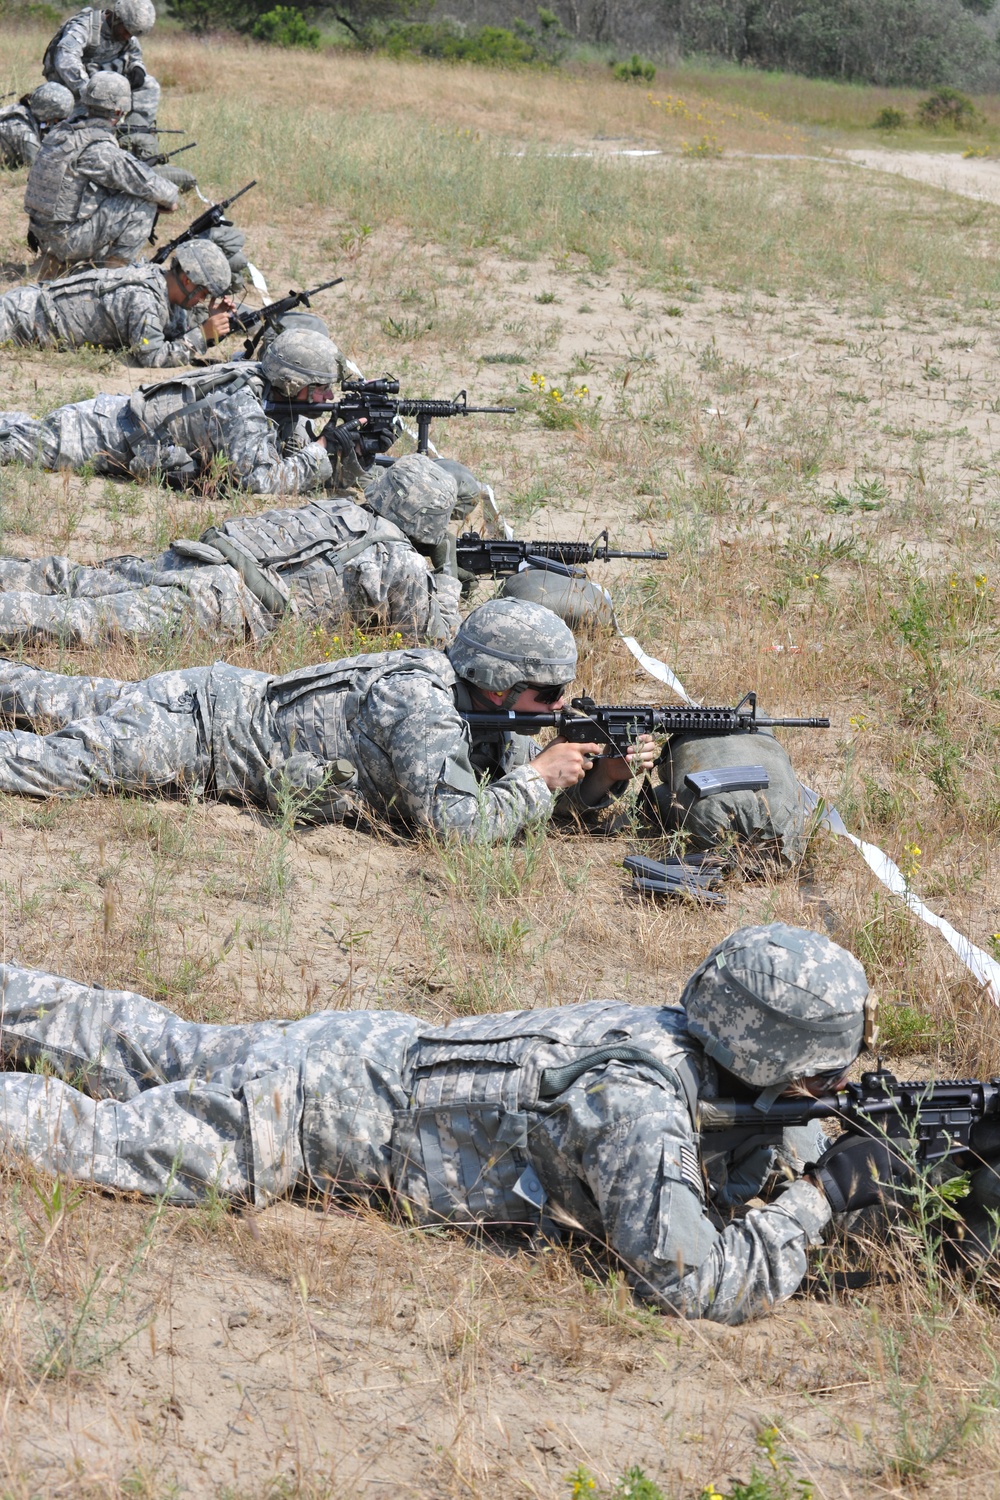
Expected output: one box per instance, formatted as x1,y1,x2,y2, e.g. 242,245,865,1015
43,6,161,128
24,110,177,267
0,103,46,168
0,921,866,1322
0,638,612,839
0,362,332,495
0,496,461,648
0,263,214,367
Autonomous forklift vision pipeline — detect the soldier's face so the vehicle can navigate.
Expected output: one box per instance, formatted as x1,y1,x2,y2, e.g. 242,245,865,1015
480,685,569,712
292,384,334,403
111,19,133,41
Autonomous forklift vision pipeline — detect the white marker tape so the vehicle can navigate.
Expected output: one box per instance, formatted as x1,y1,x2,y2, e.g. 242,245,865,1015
802,789,1000,1006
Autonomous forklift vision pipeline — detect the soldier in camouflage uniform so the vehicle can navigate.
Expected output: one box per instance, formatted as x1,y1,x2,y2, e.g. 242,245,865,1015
42,0,161,143
0,238,233,367
0,455,462,648
0,923,897,1323
0,328,341,496
0,598,655,839
0,84,75,169
24,73,177,270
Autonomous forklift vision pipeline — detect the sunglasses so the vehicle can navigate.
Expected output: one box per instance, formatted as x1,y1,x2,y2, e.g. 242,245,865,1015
527,683,570,705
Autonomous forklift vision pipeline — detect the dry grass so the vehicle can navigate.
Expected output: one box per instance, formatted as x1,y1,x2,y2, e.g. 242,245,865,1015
3,21,1000,1499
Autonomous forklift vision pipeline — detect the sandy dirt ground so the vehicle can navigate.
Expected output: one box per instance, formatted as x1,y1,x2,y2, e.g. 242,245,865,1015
1,72,1000,1497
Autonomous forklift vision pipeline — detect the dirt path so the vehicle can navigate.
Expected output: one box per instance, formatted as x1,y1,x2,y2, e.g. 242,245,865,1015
839,145,1000,204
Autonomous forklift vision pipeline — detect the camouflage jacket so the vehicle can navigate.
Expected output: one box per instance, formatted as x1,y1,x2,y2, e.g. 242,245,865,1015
2,264,208,366
268,647,614,841
0,103,42,167
44,7,144,96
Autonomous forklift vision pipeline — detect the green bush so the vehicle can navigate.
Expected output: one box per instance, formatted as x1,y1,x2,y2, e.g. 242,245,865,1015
874,106,908,128
916,85,981,128
251,4,320,45
611,54,657,82
384,9,570,66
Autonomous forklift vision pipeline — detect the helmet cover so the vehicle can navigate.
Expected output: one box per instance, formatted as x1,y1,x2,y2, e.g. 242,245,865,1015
448,596,578,694
683,922,868,1103
366,453,458,547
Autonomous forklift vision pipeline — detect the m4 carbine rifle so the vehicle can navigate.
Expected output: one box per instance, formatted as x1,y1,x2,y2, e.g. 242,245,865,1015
461,691,830,756
229,275,345,356
151,179,256,265
456,528,669,579
699,1064,1000,1171
267,376,516,462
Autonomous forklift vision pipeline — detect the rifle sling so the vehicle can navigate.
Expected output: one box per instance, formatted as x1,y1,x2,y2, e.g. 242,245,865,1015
200,527,383,617
539,1044,701,1117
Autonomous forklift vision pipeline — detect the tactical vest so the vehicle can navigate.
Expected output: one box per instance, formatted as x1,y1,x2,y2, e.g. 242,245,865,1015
126,364,260,477
23,116,114,222
211,498,374,573
38,263,163,338
267,647,453,765
43,8,116,78
389,1002,704,1228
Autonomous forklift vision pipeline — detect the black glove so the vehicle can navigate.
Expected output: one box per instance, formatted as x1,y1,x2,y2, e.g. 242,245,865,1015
809,1134,904,1214
323,420,360,458
126,65,146,90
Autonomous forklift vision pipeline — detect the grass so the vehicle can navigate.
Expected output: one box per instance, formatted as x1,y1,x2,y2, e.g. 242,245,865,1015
5,16,1000,1499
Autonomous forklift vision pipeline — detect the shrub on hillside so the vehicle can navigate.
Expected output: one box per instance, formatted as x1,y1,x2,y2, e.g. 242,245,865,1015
874,106,908,129
252,4,320,45
611,54,656,82
916,86,981,128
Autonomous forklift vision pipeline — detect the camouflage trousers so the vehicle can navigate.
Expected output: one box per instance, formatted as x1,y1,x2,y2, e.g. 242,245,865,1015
0,658,277,802
0,964,418,1204
0,552,271,647
0,392,133,471
29,194,158,266
0,284,45,345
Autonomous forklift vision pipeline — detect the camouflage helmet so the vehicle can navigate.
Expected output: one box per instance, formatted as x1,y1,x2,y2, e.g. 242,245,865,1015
260,329,342,396
81,73,131,116
198,224,248,276
432,457,482,521
366,453,458,547
448,597,578,694
29,82,74,122
172,238,231,297
113,0,156,34
682,922,869,1109
260,310,331,350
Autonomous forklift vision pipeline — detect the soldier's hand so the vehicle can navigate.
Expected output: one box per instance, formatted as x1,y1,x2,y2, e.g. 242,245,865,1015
532,738,604,791
602,732,658,784
201,310,232,344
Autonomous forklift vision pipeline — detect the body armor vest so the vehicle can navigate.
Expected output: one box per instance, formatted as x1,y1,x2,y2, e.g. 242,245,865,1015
211,498,373,573
126,364,259,475
38,263,163,338
389,1002,703,1228
24,116,114,222
267,647,453,765
44,9,119,78
208,499,394,621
